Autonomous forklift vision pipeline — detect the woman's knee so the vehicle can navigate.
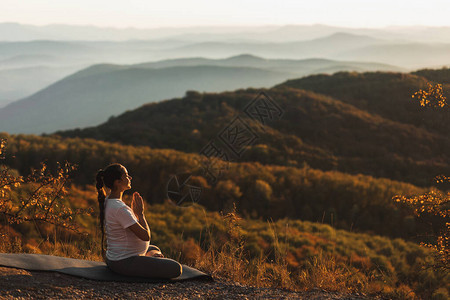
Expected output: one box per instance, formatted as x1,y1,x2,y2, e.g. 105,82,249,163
167,260,182,278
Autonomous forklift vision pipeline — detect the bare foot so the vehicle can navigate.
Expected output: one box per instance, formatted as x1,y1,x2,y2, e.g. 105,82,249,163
145,250,164,258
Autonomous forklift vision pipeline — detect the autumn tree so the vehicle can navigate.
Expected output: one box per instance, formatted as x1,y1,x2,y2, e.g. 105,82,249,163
0,139,92,233
394,83,449,270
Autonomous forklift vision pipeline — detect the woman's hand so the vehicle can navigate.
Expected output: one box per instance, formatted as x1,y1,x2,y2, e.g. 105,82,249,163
128,192,150,241
131,192,144,216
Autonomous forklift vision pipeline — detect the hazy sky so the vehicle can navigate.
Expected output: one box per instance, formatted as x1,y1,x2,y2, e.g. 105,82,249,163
2,0,450,28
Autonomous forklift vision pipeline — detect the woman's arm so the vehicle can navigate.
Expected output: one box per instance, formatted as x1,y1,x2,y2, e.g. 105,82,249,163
127,216,150,241
128,192,150,241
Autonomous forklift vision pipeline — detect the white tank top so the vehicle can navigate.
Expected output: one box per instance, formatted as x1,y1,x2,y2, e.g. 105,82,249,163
104,197,150,261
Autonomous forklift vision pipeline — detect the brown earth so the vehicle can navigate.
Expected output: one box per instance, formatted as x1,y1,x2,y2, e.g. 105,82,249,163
0,266,373,299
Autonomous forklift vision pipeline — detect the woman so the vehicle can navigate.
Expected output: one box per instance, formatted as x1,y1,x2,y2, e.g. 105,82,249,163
96,163,182,279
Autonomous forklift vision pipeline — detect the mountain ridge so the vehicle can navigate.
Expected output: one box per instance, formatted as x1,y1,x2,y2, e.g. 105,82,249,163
0,55,402,133
55,77,450,186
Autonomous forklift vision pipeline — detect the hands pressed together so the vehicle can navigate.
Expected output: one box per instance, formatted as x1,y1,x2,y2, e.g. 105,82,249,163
131,192,144,216
131,192,164,258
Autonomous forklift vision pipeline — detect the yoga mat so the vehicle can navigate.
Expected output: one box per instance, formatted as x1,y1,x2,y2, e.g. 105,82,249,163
0,253,213,282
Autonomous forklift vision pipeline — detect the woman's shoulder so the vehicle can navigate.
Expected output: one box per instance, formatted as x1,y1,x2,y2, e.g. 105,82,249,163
105,198,128,210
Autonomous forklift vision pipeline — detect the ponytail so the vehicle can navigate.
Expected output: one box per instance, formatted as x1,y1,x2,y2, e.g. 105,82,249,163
96,169,106,261
95,163,124,261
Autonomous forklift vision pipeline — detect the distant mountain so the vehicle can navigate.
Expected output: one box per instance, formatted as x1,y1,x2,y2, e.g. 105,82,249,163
0,54,60,69
0,39,193,65
3,23,450,43
0,23,51,41
56,75,450,186
2,32,446,69
0,65,83,108
0,64,293,133
0,40,92,58
0,22,236,41
0,39,194,106
157,33,385,60
335,43,450,69
1,30,449,103
0,54,403,133
133,54,402,75
0,23,384,42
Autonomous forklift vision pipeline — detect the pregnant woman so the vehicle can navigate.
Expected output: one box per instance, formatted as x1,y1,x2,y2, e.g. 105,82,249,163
95,163,182,279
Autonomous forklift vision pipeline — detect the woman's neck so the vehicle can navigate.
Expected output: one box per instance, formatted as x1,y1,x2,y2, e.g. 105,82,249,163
108,189,123,200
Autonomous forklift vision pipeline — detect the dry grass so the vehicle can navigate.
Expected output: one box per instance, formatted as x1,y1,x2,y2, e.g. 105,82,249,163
187,204,294,289
298,251,369,293
0,224,102,261
0,207,425,299
187,204,361,294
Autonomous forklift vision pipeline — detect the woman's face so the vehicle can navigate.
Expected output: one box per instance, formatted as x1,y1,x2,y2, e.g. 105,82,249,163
116,166,132,191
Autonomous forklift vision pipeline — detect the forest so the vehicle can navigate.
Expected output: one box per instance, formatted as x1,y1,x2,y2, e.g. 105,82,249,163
57,70,450,187
1,68,449,299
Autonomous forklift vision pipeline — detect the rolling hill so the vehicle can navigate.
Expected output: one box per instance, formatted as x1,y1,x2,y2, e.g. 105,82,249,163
0,64,293,133
55,71,450,186
154,33,386,60
0,131,428,238
5,22,450,44
335,43,450,68
0,55,401,134
0,65,83,108
133,54,402,74
1,28,449,108
274,71,450,136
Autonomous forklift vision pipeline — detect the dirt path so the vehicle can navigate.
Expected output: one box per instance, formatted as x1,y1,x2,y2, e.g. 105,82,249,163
0,266,371,299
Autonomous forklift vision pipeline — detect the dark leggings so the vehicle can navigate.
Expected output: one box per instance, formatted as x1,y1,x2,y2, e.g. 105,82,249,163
105,245,182,279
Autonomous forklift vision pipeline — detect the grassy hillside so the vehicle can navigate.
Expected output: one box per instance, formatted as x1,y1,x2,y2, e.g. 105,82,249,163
2,183,448,299
0,133,434,240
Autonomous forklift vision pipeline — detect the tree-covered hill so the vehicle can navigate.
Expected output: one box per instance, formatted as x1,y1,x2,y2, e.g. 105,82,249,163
0,133,429,240
275,70,450,136
0,54,402,134
56,81,449,187
412,67,450,84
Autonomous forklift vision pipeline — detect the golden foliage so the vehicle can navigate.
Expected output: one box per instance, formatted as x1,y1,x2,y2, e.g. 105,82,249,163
393,177,449,271
393,189,449,219
0,139,92,232
394,86,449,271
412,83,448,108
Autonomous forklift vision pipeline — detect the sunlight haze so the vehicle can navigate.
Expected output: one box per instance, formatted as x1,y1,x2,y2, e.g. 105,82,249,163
2,0,450,28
